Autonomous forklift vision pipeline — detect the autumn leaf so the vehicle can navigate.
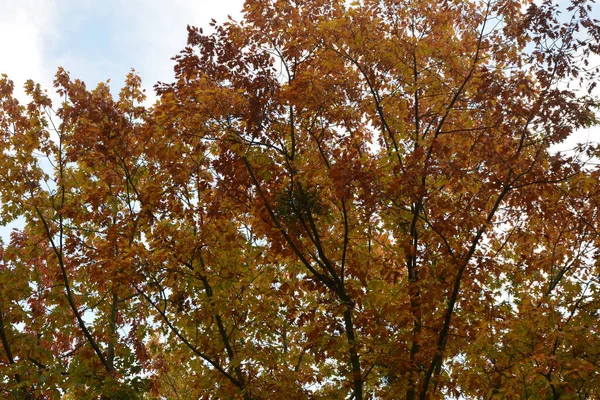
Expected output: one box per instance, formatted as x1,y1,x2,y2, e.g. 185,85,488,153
1,0,600,399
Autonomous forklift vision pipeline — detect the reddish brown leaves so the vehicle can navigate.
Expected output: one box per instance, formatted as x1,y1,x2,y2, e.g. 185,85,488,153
1,0,600,399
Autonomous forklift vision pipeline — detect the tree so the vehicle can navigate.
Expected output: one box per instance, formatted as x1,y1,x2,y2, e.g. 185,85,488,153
1,0,599,398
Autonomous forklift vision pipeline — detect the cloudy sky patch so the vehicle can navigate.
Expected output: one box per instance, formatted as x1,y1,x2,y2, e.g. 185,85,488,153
0,0,244,100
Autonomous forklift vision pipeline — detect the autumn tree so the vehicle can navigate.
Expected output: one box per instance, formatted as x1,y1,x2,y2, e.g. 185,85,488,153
0,71,155,398
1,0,600,399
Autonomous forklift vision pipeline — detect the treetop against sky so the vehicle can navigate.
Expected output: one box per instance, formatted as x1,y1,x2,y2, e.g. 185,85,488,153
1,0,600,399
0,0,244,102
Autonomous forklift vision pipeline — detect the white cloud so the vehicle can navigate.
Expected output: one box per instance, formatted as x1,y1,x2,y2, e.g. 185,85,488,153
0,0,244,102
0,0,59,100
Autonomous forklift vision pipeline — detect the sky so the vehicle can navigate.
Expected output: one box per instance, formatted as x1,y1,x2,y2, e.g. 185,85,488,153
0,0,245,102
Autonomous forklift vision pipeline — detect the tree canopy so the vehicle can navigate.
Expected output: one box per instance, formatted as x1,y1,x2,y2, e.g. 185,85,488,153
1,0,600,398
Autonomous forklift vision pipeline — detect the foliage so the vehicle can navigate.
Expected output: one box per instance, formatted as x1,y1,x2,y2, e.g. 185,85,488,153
1,0,600,398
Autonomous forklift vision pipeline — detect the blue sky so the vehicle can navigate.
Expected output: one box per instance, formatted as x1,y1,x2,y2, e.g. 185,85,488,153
0,0,244,101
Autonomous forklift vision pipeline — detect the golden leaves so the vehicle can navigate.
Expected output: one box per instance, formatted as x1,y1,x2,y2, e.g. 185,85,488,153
0,0,600,398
